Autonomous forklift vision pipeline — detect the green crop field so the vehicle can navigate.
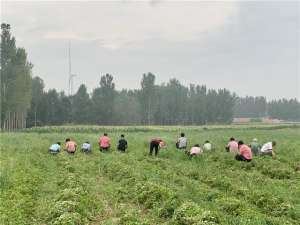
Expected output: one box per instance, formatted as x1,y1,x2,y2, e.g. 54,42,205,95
0,125,299,225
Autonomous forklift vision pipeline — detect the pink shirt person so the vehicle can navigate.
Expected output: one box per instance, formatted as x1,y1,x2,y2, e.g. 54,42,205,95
239,144,253,160
190,145,203,155
99,134,111,148
227,139,238,152
66,140,77,153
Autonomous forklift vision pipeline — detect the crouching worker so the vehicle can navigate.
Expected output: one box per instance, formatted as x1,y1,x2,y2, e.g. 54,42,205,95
203,140,212,151
249,138,260,156
49,142,61,154
226,137,238,153
176,133,187,150
65,138,77,154
260,141,276,159
81,141,91,153
117,134,128,152
189,144,203,157
235,141,252,162
99,133,111,152
149,138,165,156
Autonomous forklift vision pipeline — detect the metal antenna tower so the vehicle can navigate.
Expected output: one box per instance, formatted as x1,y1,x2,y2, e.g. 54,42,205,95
68,41,77,96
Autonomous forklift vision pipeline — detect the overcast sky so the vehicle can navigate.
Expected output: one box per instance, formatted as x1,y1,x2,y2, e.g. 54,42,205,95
1,0,299,100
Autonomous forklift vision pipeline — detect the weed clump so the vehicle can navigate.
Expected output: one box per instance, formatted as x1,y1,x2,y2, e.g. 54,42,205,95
173,201,220,225
53,212,82,225
216,197,245,216
136,182,180,218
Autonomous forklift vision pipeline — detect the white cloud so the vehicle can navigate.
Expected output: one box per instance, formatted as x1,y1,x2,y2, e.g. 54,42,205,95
2,1,238,49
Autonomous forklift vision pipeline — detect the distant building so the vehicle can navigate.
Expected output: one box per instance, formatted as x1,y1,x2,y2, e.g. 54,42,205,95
233,118,252,123
233,117,283,124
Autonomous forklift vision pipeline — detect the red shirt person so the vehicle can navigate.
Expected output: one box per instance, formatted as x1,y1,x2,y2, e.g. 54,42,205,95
99,133,111,152
235,141,253,162
149,138,164,156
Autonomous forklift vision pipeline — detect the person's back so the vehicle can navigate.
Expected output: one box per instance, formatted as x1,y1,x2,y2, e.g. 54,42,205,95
149,138,163,156
190,144,203,156
66,140,77,153
99,136,110,147
99,134,111,151
203,141,212,151
118,135,128,152
260,141,276,159
178,137,187,149
49,143,61,153
250,139,260,155
81,142,91,152
227,140,238,152
239,144,252,160
151,138,162,145
260,142,273,153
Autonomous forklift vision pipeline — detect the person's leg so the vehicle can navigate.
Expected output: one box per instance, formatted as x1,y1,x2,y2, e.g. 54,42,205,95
235,154,245,161
149,142,154,156
261,151,272,157
154,144,159,156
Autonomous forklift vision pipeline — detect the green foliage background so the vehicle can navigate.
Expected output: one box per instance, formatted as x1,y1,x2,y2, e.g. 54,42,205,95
0,125,299,224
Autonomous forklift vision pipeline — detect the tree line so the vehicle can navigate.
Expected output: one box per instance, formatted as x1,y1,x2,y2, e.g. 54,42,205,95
1,23,300,129
26,74,300,127
26,73,237,126
1,23,32,130
234,96,300,121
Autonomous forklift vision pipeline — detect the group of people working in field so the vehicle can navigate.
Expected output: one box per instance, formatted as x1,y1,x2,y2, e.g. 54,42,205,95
153,133,276,162
48,132,276,162
225,137,276,162
48,133,128,154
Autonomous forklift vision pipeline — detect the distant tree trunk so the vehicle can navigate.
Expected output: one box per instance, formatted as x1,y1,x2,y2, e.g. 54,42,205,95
8,111,11,132
34,108,37,127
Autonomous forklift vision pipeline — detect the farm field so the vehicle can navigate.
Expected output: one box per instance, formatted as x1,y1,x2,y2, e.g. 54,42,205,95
0,125,300,225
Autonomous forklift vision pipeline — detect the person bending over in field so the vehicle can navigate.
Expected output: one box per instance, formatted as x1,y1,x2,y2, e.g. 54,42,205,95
176,133,187,150
117,134,128,152
203,140,212,151
226,137,238,153
81,141,91,153
249,138,260,156
99,133,111,152
189,144,203,157
149,138,165,156
65,138,77,154
260,141,276,159
49,142,61,154
235,141,252,162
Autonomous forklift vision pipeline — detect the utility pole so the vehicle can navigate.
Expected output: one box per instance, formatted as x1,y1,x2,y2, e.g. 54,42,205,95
68,41,72,96
70,74,77,95
68,41,77,96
